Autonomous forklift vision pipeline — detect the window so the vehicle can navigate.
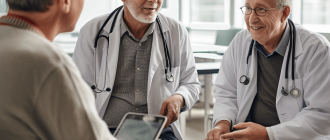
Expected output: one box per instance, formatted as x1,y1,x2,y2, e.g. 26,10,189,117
302,0,330,25
191,0,225,23
292,0,330,33
181,0,230,30
162,0,168,8
0,0,7,15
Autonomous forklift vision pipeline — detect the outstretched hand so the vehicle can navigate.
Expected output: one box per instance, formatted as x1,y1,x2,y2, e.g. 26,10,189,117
159,95,185,128
205,120,231,140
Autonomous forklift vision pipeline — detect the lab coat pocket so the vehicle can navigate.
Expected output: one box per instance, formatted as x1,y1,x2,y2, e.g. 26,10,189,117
162,67,180,100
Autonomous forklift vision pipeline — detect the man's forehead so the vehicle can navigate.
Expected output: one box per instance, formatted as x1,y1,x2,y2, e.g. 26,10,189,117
245,0,276,8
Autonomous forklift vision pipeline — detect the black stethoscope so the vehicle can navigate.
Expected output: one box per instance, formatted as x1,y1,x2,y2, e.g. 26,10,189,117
239,19,300,98
91,6,174,93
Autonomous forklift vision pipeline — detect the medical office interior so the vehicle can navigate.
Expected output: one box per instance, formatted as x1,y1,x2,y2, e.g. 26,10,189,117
1,0,330,139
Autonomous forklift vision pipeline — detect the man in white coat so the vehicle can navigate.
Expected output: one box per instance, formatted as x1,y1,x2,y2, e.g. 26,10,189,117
73,0,200,140
0,0,116,139
206,0,330,140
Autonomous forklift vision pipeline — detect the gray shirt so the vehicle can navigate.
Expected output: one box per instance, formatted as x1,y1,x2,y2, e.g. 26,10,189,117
250,24,290,140
103,16,155,128
213,23,290,140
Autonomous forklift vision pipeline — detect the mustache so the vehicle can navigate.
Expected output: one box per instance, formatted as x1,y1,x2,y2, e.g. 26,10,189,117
141,3,158,9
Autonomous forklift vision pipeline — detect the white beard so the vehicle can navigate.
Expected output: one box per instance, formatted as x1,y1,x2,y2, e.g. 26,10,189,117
125,0,158,23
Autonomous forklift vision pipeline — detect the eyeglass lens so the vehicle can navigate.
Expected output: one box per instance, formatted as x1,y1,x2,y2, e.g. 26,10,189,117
241,7,266,16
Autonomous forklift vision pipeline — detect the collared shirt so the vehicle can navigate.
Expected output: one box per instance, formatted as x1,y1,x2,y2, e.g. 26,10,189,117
252,23,290,140
255,24,290,57
120,16,155,41
213,23,291,130
103,15,155,128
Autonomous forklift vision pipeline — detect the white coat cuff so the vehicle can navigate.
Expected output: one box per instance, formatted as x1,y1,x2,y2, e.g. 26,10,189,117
213,116,231,128
266,127,275,140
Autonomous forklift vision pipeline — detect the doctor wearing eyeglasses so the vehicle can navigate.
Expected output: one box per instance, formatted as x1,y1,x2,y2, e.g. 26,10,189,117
206,0,330,140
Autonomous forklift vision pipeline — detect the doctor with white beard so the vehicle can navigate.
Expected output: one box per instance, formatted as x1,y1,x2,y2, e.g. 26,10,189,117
73,0,201,139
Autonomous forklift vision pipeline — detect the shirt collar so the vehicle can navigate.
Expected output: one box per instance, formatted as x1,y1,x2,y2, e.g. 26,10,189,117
255,22,290,58
120,14,155,42
0,14,44,36
275,23,290,56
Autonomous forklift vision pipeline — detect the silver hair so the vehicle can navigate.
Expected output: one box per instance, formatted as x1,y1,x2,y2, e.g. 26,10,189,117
6,0,53,12
276,0,292,9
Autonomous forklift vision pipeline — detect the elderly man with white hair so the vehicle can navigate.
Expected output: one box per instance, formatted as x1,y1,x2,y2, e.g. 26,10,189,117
206,0,330,140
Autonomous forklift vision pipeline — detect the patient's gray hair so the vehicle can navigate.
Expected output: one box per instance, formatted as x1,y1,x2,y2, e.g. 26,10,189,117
276,0,292,9
6,0,53,12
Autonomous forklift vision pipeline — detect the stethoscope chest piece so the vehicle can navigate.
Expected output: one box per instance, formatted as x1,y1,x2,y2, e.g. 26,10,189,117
281,87,289,96
166,74,174,83
290,88,301,98
240,75,250,85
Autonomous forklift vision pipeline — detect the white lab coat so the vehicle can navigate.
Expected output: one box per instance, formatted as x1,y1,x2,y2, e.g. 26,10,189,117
213,24,330,140
73,9,201,140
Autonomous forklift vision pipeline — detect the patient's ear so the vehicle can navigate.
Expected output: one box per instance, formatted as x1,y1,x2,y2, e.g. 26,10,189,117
59,0,71,14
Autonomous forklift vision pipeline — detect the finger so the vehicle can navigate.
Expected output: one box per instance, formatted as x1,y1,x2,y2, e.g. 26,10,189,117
205,131,214,140
213,130,221,140
165,110,174,128
221,132,234,139
221,130,244,139
233,122,249,130
159,101,168,116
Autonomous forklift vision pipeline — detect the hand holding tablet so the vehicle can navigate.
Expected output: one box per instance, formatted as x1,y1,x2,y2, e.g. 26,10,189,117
114,113,167,140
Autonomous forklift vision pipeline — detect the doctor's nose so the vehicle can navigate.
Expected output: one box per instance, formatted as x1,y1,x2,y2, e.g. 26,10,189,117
249,10,260,24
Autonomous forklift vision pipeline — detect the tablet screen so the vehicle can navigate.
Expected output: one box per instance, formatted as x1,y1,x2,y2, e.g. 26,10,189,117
115,114,166,140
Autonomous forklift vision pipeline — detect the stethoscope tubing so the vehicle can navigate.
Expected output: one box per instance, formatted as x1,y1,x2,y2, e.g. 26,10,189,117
92,5,173,93
156,17,172,74
242,19,299,96
92,6,123,93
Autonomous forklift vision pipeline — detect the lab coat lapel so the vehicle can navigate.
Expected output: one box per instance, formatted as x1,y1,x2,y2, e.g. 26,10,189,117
147,15,169,95
275,27,304,122
293,24,303,58
276,27,303,104
237,40,258,123
95,8,123,117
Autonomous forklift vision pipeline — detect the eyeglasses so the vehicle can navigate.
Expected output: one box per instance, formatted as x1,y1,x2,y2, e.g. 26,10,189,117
240,6,285,16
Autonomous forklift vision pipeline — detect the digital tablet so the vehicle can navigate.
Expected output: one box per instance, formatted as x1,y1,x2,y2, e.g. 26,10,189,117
113,112,167,140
